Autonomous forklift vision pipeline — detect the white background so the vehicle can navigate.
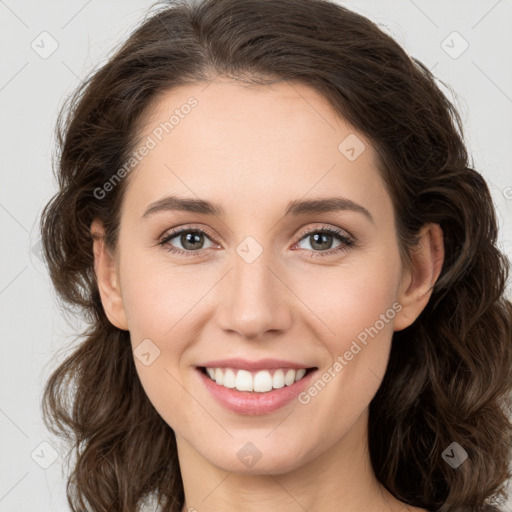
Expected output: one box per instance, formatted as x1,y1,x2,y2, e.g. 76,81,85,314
1,1,511,510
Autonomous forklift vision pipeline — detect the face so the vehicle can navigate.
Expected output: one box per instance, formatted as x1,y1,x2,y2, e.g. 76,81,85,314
94,78,436,475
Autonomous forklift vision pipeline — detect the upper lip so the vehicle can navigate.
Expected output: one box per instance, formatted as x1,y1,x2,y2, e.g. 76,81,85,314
197,358,316,371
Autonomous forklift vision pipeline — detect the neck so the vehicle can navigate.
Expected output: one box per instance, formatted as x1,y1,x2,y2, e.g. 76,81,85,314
177,409,402,512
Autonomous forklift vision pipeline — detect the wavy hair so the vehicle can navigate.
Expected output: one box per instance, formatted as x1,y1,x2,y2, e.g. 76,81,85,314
40,0,512,510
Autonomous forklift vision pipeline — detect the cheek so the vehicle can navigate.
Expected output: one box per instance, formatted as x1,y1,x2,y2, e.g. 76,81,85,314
118,260,204,427
119,253,216,342
291,250,401,407
292,251,401,345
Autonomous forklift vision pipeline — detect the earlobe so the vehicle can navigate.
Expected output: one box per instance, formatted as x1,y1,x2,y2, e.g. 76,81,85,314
90,219,129,330
394,223,444,331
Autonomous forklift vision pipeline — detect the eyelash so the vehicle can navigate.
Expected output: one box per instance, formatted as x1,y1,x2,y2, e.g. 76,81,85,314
157,225,356,258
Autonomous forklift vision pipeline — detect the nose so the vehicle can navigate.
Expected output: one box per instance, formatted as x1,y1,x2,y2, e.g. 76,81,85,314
217,249,293,340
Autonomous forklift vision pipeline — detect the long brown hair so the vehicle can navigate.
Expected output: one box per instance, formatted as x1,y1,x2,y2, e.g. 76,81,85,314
40,0,512,510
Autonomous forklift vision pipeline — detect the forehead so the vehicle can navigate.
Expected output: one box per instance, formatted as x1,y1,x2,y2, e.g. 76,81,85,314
122,79,391,221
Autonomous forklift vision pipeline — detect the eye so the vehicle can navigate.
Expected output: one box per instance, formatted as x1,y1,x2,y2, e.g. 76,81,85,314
294,226,355,258
158,226,217,256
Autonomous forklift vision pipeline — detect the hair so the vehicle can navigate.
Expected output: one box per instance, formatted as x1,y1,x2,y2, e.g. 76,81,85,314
39,0,512,510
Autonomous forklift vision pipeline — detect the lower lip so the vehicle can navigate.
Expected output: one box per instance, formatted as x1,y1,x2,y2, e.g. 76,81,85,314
197,368,317,415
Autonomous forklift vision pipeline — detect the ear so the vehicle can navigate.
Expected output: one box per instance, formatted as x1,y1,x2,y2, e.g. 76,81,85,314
90,219,129,330
394,223,444,331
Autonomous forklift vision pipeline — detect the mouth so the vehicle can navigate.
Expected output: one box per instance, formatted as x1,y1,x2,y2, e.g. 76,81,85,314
198,366,316,393
196,363,318,415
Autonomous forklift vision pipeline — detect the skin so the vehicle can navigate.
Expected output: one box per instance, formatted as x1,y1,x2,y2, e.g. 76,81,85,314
91,77,444,512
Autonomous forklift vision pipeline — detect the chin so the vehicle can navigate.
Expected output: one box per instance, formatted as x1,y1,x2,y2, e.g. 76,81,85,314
197,436,312,475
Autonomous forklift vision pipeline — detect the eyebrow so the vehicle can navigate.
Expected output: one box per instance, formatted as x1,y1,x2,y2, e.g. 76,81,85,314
141,195,374,224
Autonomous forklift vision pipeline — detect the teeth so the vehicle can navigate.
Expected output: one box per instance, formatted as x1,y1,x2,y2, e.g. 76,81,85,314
204,367,309,393
295,368,306,382
236,369,253,391
284,369,295,386
223,368,236,388
272,369,285,389
295,368,306,381
253,370,273,392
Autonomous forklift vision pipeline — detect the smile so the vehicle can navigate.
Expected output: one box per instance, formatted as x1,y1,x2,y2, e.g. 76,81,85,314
196,360,318,415
203,367,311,393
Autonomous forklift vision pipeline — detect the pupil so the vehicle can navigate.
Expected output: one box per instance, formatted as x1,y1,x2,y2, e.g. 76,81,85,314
311,233,332,250
183,232,203,250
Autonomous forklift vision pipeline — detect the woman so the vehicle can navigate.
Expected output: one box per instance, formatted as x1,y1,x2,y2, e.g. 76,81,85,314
40,0,512,510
